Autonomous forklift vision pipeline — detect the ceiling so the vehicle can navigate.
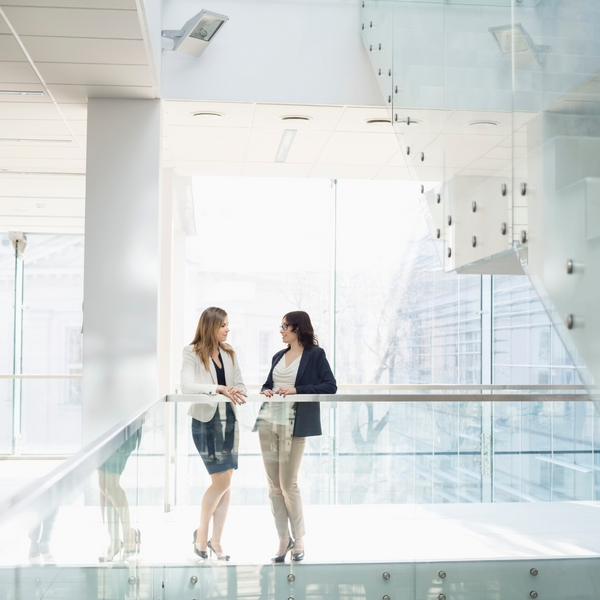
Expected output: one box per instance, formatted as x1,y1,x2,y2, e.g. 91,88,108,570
0,1,534,235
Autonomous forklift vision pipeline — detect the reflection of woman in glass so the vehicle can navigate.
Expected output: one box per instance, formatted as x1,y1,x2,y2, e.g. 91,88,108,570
98,428,142,562
181,307,247,560
254,311,336,562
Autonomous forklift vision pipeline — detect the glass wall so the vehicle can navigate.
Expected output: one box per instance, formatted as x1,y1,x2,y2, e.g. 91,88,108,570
0,234,84,455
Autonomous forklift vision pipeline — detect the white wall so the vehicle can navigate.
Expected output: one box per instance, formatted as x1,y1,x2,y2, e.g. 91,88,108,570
162,0,384,106
82,99,161,444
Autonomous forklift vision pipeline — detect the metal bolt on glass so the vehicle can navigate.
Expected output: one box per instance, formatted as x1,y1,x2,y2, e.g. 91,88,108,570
388,95,391,103
379,69,381,75
406,146,410,155
420,152,424,161
370,21,372,27
288,574,295,582
439,594,446,600
395,85,398,93
530,592,538,599
436,193,441,203
521,182,527,196
395,114,398,122
383,596,391,600
128,576,137,585
501,183,507,196
362,23,364,30
369,45,372,51
407,116,411,125
472,201,477,212
383,572,391,580
566,314,575,330
436,228,441,239
447,247,452,258
420,185,424,193
530,568,539,576
388,69,391,76
566,260,573,274
438,571,446,578
472,236,477,248
190,576,198,584
379,43,381,50
448,215,452,226
501,222,507,235
520,230,527,243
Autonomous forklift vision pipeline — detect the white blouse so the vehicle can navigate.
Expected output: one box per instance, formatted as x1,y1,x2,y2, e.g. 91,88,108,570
261,353,302,426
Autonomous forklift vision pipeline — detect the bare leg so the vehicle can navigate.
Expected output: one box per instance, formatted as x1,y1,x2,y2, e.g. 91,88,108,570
195,469,233,550
210,488,231,552
102,471,136,552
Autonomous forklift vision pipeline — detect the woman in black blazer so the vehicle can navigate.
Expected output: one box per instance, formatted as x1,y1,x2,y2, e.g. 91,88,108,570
253,311,336,562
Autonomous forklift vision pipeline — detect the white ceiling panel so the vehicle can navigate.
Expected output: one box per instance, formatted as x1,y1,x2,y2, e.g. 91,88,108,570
243,162,312,178
0,62,40,84
0,15,10,34
309,163,381,179
175,161,243,177
0,82,48,100
165,101,255,128
245,129,331,164
0,197,83,216
22,36,148,65
244,128,281,162
374,166,413,180
0,34,26,61
443,134,506,169
252,103,344,130
38,63,154,87
0,101,62,119
2,7,142,39
0,157,85,170
55,103,87,120
0,119,72,136
0,145,82,159
287,130,331,163
48,84,155,101
385,149,409,168
0,216,84,234
1,0,135,8
168,126,248,162
319,132,400,166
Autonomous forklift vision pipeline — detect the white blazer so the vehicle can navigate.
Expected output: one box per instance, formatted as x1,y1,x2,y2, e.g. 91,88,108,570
180,345,246,422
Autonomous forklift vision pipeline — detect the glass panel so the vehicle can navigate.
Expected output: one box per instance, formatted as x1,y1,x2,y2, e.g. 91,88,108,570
0,234,15,453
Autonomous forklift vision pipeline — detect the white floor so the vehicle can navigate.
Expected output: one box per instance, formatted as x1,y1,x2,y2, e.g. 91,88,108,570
5,501,600,567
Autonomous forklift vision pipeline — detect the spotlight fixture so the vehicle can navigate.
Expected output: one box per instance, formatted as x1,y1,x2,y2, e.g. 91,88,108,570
162,9,228,57
489,23,549,67
279,115,312,122
365,118,392,125
190,111,223,120
467,120,500,128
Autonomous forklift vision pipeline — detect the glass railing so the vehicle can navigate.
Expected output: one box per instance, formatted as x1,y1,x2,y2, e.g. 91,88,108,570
1,389,599,599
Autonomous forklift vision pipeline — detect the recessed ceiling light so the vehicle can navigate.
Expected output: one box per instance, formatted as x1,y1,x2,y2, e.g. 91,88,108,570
0,90,44,96
275,129,297,162
468,120,500,127
365,118,392,125
279,115,312,122
190,111,223,120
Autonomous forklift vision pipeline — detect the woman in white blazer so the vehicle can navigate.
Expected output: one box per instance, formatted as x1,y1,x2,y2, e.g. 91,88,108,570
181,306,246,561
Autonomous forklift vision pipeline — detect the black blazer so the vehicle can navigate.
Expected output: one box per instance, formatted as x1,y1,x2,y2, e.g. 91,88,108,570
253,345,337,437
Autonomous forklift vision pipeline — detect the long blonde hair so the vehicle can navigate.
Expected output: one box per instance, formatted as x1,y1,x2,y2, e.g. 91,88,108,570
190,307,235,371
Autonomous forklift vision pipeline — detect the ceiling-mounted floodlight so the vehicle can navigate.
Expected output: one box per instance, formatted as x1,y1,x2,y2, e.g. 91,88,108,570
489,23,549,67
162,9,228,57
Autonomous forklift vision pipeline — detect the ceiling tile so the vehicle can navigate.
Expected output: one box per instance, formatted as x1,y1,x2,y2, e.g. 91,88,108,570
245,129,330,163
0,62,40,84
0,157,86,170
22,36,148,65
373,167,413,180
2,7,142,39
0,102,63,119
168,126,248,162
309,163,381,179
38,63,154,87
0,145,82,159
0,119,72,136
1,1,136,8
48,84,155,102
175,161,243,177
243,162,312,178
0,34,26,61
318,132,400,166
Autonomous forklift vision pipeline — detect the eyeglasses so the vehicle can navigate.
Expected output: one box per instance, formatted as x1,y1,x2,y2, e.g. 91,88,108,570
280,323,290,331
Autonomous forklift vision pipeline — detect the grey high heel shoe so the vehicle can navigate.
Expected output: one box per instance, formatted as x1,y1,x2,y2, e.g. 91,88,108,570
208,539,230,561
272,537,294,563
192,529,208,559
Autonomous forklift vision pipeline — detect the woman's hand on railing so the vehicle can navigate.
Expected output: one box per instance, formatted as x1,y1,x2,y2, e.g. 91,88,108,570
275,386,296,398
217,385,247,405
261,389,274,398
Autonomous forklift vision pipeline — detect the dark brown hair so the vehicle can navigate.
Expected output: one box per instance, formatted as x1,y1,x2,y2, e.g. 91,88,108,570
190,307,235,370
284,310,318,349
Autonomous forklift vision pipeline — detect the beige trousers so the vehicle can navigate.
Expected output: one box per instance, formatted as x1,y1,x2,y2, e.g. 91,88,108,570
258,423,307,540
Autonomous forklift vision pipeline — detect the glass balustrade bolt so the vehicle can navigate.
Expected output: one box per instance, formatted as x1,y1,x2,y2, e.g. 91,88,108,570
362,24,364,29
501,222,507,235
395,114,398,122
439,594,446,600
288,574,295,582
436,193,441,203
421,185,424,193
407,146,410,155
566,260,574,274
472,236,477,247
438,571,446,578
383,572,391,580
566,314,575,330
447,247,452,258
190,576,198,584
501,183,507,196
421,152,425,161
520,230,528,244
383,596,391,600
379,43,382,50
388,95,391,103
521,182,527,196
388,69,391,76
369,45,372,51
395,85,398,93
379,69,381,75
530,592,538,598
436,229,441,239
472,201,477,212
448,215,452,226
530,568,539,576
370,21,372,27
407,116,411,125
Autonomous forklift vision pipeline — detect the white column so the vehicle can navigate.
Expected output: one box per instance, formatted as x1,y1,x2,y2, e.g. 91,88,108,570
82,98,161,444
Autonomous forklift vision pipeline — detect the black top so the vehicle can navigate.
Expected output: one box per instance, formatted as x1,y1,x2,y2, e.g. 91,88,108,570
253,345,337,437
212,353,226,387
